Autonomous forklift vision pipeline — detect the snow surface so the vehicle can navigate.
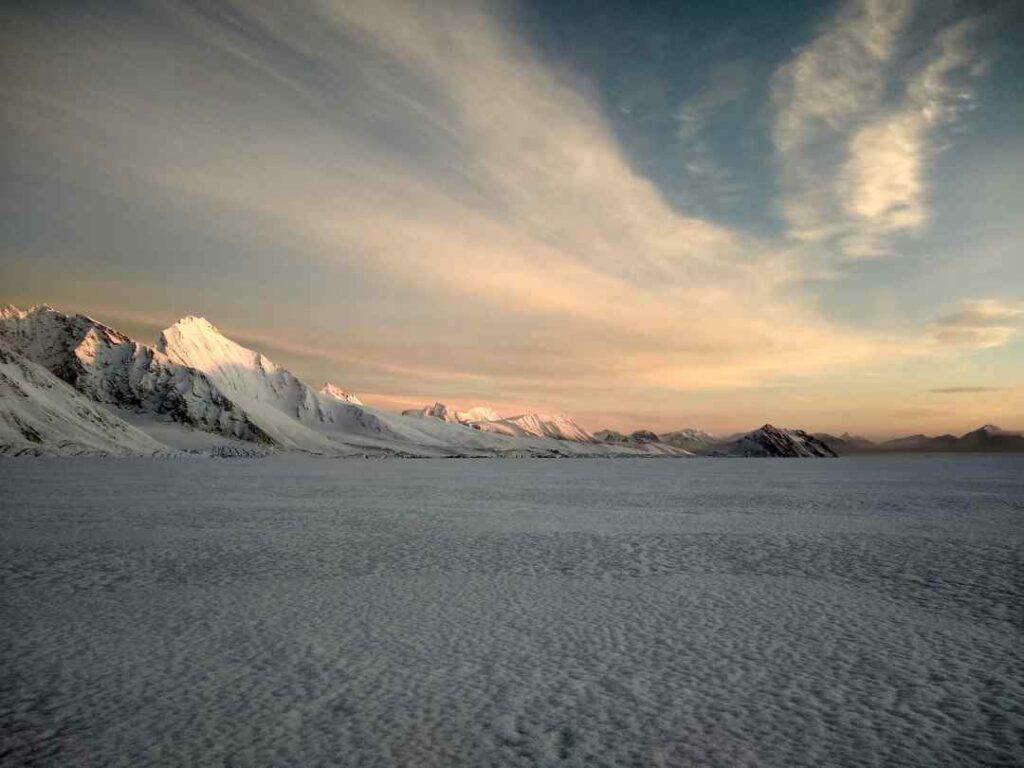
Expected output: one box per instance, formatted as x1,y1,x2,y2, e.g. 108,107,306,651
1,454,1021,766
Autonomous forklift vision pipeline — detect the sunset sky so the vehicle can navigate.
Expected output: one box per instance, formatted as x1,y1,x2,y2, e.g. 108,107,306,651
2,0,1022,437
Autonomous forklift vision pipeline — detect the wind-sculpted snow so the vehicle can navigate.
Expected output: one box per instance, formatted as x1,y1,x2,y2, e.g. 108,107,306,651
1,455,1021,766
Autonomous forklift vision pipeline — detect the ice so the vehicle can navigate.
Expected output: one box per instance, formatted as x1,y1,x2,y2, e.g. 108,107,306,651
1,455,1022,766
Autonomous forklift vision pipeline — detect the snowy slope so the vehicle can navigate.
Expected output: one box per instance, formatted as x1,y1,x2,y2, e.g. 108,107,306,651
320,382,362,405
157,319,524,454
472,412,595,442
402,402,502,424
0,305,269,444
402,402,466,423
0,340,168,456
157,320,644,456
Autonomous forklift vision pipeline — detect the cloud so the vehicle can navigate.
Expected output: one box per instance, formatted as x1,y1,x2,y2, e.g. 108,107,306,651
929,299,1024,348
772,1,986,258
928,386,1005,394
0,0,908,408
672,62,750,204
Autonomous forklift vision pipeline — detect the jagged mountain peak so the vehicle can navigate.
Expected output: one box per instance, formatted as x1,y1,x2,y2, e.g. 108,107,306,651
971,424,1004,434
158,315,277,375
715,424,837,458
169,314,221,333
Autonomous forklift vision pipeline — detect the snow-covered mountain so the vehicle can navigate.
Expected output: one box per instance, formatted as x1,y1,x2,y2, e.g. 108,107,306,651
402,402,502,424
711,425,838,458
0,339,167,456
659,428,720,454
155,319,540,455
17,302,975,459
403,402,596,443
156,315,361,454
472,412,595,442
320,382,362,405
0,305,269,444
1,304,700,458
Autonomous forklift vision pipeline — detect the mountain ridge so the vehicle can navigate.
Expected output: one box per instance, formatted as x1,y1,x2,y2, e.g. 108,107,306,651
2,303,1018,458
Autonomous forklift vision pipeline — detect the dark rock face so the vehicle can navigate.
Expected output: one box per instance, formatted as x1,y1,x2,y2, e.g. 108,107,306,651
714,424,838,458
593,429,627,443
629,430,660,443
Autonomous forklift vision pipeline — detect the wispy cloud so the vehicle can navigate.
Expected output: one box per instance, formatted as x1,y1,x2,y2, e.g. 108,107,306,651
672,62,750,205
1,0,1016,435
929,299,1024,348
0,0,904,406
929,386,1005,394
773,0,986,258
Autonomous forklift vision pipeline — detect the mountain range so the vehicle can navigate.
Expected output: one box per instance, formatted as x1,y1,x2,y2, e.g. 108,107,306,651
813,425,1024,454
0,304,1018,458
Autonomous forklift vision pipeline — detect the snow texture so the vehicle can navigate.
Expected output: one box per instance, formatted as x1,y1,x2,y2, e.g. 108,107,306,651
1,454,1021,766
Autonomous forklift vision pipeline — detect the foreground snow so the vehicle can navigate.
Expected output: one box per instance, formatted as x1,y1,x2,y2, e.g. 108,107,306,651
1,455,1020,766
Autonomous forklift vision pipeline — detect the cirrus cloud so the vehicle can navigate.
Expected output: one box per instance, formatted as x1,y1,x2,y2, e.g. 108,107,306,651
772,0,987,259
929,299,1024,348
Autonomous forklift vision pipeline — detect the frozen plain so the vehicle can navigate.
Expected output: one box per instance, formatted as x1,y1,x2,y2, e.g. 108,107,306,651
1,455,1022,767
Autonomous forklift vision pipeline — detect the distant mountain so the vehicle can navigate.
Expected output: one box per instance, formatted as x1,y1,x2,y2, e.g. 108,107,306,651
595,429,663,445
598,424,836,457
952,424,1024,452
5,302,1015,459
711,425,838,458
472,412,595,442
814,426,1024,454
401,402,501,424
813,432,878,454
403,404,597,442
879,433,959,452
594,429,626,443
659,428,720,454
878,425,1024,453
0,338,167,456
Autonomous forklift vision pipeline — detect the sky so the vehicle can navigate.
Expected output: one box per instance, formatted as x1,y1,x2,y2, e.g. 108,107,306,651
1,0,1022,438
